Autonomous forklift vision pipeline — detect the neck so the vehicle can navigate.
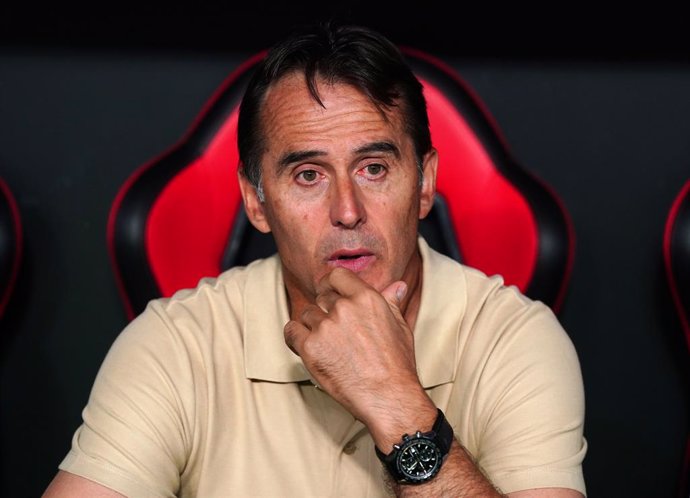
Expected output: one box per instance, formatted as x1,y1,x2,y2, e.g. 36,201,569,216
398,249,424,332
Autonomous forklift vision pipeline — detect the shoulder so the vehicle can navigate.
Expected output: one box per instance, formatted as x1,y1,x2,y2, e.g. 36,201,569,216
156,254,280,313
422,240,546,324
110,255,282,360
455,261,559,335
424,249,577,373
453,265,582,411
142,254,280,326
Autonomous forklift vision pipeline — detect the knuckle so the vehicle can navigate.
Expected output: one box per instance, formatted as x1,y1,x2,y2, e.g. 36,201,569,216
358,288,380,307
300,305,317,324
331,298,349,314
284,321,296,342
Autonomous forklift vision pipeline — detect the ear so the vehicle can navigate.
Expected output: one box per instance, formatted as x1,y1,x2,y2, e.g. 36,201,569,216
418,148,438,219
238,167,272,234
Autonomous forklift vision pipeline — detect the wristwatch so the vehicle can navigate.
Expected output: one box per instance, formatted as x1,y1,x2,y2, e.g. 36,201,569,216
375,409,454,484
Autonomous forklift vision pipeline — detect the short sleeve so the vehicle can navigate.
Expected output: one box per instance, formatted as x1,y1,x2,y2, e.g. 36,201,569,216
59,302,195,498
474,301,587,495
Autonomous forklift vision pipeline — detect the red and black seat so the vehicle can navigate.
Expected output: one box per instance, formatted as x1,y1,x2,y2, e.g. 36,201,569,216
663,179,690,498
108,49,575,321
0,178,22,321
665,179,690,350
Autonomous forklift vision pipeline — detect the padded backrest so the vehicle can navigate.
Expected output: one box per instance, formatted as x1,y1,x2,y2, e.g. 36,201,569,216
663,179,690,498
406,50,574,310
0,178,22,319
664,179,690,349
109,50,575,320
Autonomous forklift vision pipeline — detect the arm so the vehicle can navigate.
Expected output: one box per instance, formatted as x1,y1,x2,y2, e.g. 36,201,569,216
284,268,499,496
43,471,125,498
42,307,191,497
285,268,585,497
390,442,583,497
390,440,501,497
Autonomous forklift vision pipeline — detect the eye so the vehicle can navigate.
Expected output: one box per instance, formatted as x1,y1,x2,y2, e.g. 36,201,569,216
366,164,383,175
295,169,320,185
360,163,387,179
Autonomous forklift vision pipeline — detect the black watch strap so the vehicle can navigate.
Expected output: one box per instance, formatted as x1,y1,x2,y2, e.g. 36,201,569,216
375,409,454,484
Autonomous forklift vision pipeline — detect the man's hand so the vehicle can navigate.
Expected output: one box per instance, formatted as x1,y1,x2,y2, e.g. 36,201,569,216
283,267,437,450
283,268,507,497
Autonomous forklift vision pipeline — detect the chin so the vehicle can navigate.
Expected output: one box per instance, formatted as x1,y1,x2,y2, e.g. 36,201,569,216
361,270,395,293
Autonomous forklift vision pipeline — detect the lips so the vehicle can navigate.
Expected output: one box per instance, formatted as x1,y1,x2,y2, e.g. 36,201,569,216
327,249,375,272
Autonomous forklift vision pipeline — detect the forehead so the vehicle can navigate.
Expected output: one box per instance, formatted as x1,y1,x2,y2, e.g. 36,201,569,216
259,73,407,154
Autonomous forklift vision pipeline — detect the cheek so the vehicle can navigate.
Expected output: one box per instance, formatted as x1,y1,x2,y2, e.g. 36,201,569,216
266,202,318,253
382,197,421,259
385,193,420,227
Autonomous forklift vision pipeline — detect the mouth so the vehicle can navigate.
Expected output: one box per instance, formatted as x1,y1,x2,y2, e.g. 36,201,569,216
327,249,375,272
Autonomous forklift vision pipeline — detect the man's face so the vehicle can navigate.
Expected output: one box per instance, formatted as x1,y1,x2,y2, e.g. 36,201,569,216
240,72,437,312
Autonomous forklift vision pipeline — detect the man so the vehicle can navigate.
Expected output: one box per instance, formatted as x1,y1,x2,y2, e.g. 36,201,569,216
44,23,586,497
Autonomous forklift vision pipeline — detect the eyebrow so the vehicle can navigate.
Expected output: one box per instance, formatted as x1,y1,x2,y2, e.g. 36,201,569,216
276,141,401,175
354,141,401,158
277,150,326,172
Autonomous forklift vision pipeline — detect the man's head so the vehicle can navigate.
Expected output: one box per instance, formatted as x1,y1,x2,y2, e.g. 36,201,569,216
238,23,432,196
236,23,438,314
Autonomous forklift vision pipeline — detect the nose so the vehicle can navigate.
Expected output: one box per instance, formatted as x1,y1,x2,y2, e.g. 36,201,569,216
329,177,366,229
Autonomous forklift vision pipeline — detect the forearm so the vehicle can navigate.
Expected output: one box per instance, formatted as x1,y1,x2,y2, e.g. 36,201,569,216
287,270,502,496
367,390,503,497
389,439,504,498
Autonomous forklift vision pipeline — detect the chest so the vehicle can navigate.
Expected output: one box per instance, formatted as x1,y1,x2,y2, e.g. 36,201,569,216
182,381,393,497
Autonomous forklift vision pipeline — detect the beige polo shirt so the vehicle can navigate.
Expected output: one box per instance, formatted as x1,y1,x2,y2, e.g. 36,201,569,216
60,238,587,497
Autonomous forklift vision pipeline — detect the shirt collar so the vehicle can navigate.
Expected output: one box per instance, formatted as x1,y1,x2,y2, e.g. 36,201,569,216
243,255,311,382
244,237,465,387
413,237,466,388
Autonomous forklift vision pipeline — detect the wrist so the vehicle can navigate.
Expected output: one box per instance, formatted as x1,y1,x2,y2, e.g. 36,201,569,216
375,408,455,485
365,387,437,452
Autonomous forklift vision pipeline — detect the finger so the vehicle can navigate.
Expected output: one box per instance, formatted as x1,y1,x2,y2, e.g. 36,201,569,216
316,266,372,297
299,303,327,329
315,289,340,312
381,281,409,330
381,280,407,310
284,320,309,357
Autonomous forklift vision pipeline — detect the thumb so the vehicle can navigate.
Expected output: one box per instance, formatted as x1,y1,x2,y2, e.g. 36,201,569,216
381,280,408,310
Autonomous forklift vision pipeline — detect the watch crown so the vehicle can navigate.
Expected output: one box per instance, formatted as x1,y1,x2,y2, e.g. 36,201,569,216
402,434,410,441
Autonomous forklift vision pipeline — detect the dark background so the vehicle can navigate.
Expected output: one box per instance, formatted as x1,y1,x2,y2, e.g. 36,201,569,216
2,2,690,61
1,3,689,497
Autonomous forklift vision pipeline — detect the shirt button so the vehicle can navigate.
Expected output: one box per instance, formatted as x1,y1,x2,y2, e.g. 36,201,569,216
343,442,357,454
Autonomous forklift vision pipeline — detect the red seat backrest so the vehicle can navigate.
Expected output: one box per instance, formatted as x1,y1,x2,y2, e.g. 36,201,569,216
664,179,690,348
663,179,690,498
0,177,22,320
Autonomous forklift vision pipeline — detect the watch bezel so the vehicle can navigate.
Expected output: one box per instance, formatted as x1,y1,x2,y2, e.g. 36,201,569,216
375,409,453,485
394,432,443,483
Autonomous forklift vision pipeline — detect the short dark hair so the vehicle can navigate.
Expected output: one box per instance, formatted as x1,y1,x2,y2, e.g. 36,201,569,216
237,22,432,192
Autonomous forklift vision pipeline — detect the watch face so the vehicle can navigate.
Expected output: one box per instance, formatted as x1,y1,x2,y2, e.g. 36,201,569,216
396,437,442,482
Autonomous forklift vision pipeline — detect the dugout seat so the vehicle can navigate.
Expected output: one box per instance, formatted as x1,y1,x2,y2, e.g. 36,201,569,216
108,49,575,320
